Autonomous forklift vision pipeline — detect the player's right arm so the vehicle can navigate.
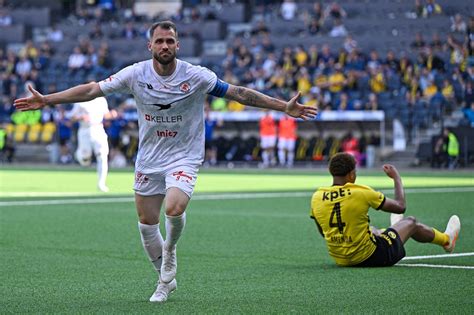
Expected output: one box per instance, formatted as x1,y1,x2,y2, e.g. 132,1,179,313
14,83,104,111
378,164,406,214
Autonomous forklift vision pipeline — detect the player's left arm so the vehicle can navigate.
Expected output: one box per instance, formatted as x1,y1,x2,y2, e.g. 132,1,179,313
223,84,317,120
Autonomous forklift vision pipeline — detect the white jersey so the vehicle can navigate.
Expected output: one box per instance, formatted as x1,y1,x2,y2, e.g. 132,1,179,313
70,97,109,128
98,59,217,173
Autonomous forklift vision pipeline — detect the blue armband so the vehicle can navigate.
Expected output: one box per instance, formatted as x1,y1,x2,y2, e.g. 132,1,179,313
208,79,229,97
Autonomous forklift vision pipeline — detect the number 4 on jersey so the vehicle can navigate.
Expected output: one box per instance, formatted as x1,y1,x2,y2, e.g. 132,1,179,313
329,202,346,234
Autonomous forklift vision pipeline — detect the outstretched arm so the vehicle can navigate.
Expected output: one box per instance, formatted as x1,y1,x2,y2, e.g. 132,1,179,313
379,164,406,214
224,85,317,120
14,82,104,111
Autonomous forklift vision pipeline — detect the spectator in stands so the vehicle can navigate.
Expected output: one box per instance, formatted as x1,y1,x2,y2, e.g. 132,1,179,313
325,2,347,20
423,47,444,72
365,93,379,111
329,18,347,37
261,34,275,54
441,79,455,104
20,40,39,62
47,24,64,42
414,0,424,18
343,35,358,54
384,50,400,73
411,32,426,50
369,67,386,94
280,0,297,21
367,50,381,72
0,8,11,26
336,92,353,111
15,54,33,79
259,110,277,167
451,14,467,33
462,101,474,126
68,47,87,75
328,63,346,95
37,42,54,70
430,32,443,51
89,22,105,39
277,115,297,167
251,20,270,36
296,67,311,96
423,0,442,18
121,21,139,39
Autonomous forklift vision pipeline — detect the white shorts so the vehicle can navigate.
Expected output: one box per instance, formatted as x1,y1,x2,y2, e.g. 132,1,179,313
76,126,109,161
261,136,277,149
133,165,198,198
277,138,296,151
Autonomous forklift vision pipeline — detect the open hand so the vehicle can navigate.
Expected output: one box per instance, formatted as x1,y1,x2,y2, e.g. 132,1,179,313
285,92,318,120
13,84,46,111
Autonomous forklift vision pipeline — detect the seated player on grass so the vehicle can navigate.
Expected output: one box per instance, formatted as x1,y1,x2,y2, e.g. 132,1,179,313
310,152,461,267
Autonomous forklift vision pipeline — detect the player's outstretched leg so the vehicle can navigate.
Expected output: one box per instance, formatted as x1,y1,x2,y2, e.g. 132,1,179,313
161,212,186,283
149,278,177,303
391,215,461,253
443,215,461,253
138,222,164,273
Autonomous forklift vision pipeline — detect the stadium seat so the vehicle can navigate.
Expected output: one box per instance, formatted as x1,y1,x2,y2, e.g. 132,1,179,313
27,123,43,143
5,123,15,136
41,122,56,143
13,124,28,143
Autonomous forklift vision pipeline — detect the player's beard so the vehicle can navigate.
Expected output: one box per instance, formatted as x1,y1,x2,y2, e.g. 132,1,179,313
153,51,176,65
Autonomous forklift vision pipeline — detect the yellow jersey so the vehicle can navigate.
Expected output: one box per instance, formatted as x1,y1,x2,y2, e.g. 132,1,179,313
310,183,385,266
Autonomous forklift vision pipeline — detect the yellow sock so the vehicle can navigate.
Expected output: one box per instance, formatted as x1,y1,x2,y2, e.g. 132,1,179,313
431,228,449,246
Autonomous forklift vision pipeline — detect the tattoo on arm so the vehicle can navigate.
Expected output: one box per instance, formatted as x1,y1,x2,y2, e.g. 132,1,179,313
226,85,284,110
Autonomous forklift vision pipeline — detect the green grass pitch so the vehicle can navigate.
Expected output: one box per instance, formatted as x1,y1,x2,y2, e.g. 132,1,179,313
0,167,473,313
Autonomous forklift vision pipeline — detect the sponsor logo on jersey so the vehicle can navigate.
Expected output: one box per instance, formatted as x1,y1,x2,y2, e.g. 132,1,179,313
156,130,178,138
145,114,182,123
104,76,114,82
179,81,191,93
138,81,154,90
172,170,193,183
135,172,149,184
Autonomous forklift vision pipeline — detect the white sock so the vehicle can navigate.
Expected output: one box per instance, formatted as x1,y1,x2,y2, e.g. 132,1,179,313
288,151,294,166
164,212,186,251
96,154,108,187
278,149,286,165
262,151,269,166
138,222,163,272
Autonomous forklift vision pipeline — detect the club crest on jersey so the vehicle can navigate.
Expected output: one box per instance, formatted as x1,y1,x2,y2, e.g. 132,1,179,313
180,82,191,93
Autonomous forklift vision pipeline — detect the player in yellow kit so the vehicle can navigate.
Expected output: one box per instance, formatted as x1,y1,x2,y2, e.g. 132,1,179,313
310,153,461,267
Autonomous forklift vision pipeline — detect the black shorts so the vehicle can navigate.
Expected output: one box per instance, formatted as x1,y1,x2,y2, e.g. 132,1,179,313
355,228,406,267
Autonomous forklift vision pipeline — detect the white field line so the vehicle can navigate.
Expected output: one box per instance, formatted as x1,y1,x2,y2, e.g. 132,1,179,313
0,186,473,207
402,252,474,260
397,263,474,270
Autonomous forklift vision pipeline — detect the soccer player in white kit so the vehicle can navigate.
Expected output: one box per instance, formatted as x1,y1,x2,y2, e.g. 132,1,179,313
69,97,114,192
14,21,317,303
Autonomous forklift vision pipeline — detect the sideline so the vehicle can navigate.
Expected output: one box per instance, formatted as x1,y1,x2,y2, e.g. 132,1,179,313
1,186,474,207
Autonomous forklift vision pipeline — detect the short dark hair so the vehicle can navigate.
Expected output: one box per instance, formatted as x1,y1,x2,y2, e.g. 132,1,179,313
329,153,356,177
149,21,178,39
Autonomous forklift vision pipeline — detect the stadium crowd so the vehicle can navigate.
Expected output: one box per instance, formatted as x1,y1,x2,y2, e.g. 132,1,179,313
0,0,473,166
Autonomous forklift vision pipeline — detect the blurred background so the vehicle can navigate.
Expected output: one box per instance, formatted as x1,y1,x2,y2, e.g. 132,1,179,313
0,0,473,170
